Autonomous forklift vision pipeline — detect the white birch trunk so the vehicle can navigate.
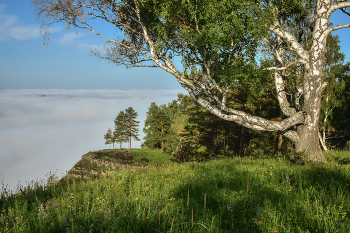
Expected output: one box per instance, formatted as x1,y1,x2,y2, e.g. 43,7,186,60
35,0,350,162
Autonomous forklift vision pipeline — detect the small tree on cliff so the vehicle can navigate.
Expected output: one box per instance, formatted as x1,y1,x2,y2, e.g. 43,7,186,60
114,110,128,149
125,107,140,150
104,127,115,149
32,0,350,162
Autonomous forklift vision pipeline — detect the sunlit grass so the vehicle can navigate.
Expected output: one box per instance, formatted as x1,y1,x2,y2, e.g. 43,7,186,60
1,151,350,232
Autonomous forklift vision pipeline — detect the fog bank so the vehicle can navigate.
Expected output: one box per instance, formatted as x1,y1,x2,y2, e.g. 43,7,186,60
0,89,185,192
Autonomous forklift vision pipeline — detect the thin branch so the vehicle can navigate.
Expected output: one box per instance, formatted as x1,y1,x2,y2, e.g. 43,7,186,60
265,59,302,71
341,8,350,17
269,25,309,63
323,24,350,38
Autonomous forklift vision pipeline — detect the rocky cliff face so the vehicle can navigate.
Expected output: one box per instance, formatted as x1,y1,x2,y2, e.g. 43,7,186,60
67,150,149,179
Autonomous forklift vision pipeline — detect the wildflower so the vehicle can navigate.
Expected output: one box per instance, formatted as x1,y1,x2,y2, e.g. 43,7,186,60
39,204,47,217
45,201,53,206
288,218,292,221
286,174,289,182
35,196,38,202
340,206,343,209
2,209,5,212
227,204,232,211
342,212,347,218
156,209,159,213
270,173,273,175
55,204,60,208
339,220,342,225
288,189,292,191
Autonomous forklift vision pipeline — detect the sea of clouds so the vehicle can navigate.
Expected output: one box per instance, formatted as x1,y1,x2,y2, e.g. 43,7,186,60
0,89,186,193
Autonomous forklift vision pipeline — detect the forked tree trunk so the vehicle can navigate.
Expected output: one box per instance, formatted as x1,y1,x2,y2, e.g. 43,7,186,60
34,0,350,163
293,34,326,162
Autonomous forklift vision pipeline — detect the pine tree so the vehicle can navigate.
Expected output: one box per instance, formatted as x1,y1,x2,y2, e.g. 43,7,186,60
143,103,171,153
114,110,128,149
104,128,115,149
125,107,140,150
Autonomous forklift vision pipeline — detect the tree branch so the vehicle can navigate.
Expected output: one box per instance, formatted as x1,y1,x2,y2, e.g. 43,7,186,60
265,60,302,71
269,25,309,63
324,24,350,38
281,129,299,144
330,1,350,13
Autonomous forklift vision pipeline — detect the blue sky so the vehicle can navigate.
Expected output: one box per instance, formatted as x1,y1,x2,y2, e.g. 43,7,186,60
1,1,350,89
0,0,183,89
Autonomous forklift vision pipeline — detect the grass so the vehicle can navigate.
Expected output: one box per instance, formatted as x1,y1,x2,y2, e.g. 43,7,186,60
1,149,350,232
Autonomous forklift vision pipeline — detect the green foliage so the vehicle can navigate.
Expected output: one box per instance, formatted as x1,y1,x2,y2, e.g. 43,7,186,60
114,111,128,148
318,34,350,149
125,107,141,149
143,102,176,153
114,0,272,84
104,128,115,149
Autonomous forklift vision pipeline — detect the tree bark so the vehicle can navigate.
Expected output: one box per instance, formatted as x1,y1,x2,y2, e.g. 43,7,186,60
289,1,330,163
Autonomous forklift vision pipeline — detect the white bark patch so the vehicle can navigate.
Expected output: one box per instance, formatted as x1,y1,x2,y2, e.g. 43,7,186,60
318,6,326,14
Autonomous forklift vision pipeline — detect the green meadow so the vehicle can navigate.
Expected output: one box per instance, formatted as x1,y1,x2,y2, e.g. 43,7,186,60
1,149,350,232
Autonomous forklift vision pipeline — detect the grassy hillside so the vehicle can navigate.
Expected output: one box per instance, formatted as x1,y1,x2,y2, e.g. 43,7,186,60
1,149,350,232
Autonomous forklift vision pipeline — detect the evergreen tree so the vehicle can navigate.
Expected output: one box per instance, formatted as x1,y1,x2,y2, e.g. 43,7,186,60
104,128,115,149
143,102,160,149
125,107,140,150
114,110,128,149
143,103,171,153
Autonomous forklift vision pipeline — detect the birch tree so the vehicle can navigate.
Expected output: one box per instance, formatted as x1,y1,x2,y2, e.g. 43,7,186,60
32,0,350,162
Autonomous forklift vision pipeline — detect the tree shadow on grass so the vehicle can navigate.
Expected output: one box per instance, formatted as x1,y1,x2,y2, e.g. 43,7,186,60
2,158,350,233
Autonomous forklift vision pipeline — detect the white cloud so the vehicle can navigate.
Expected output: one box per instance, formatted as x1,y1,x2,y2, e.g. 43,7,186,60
58,32,85,45
0,4,60,42
0,4,18,42
9,25,42,41
0,89,186,193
